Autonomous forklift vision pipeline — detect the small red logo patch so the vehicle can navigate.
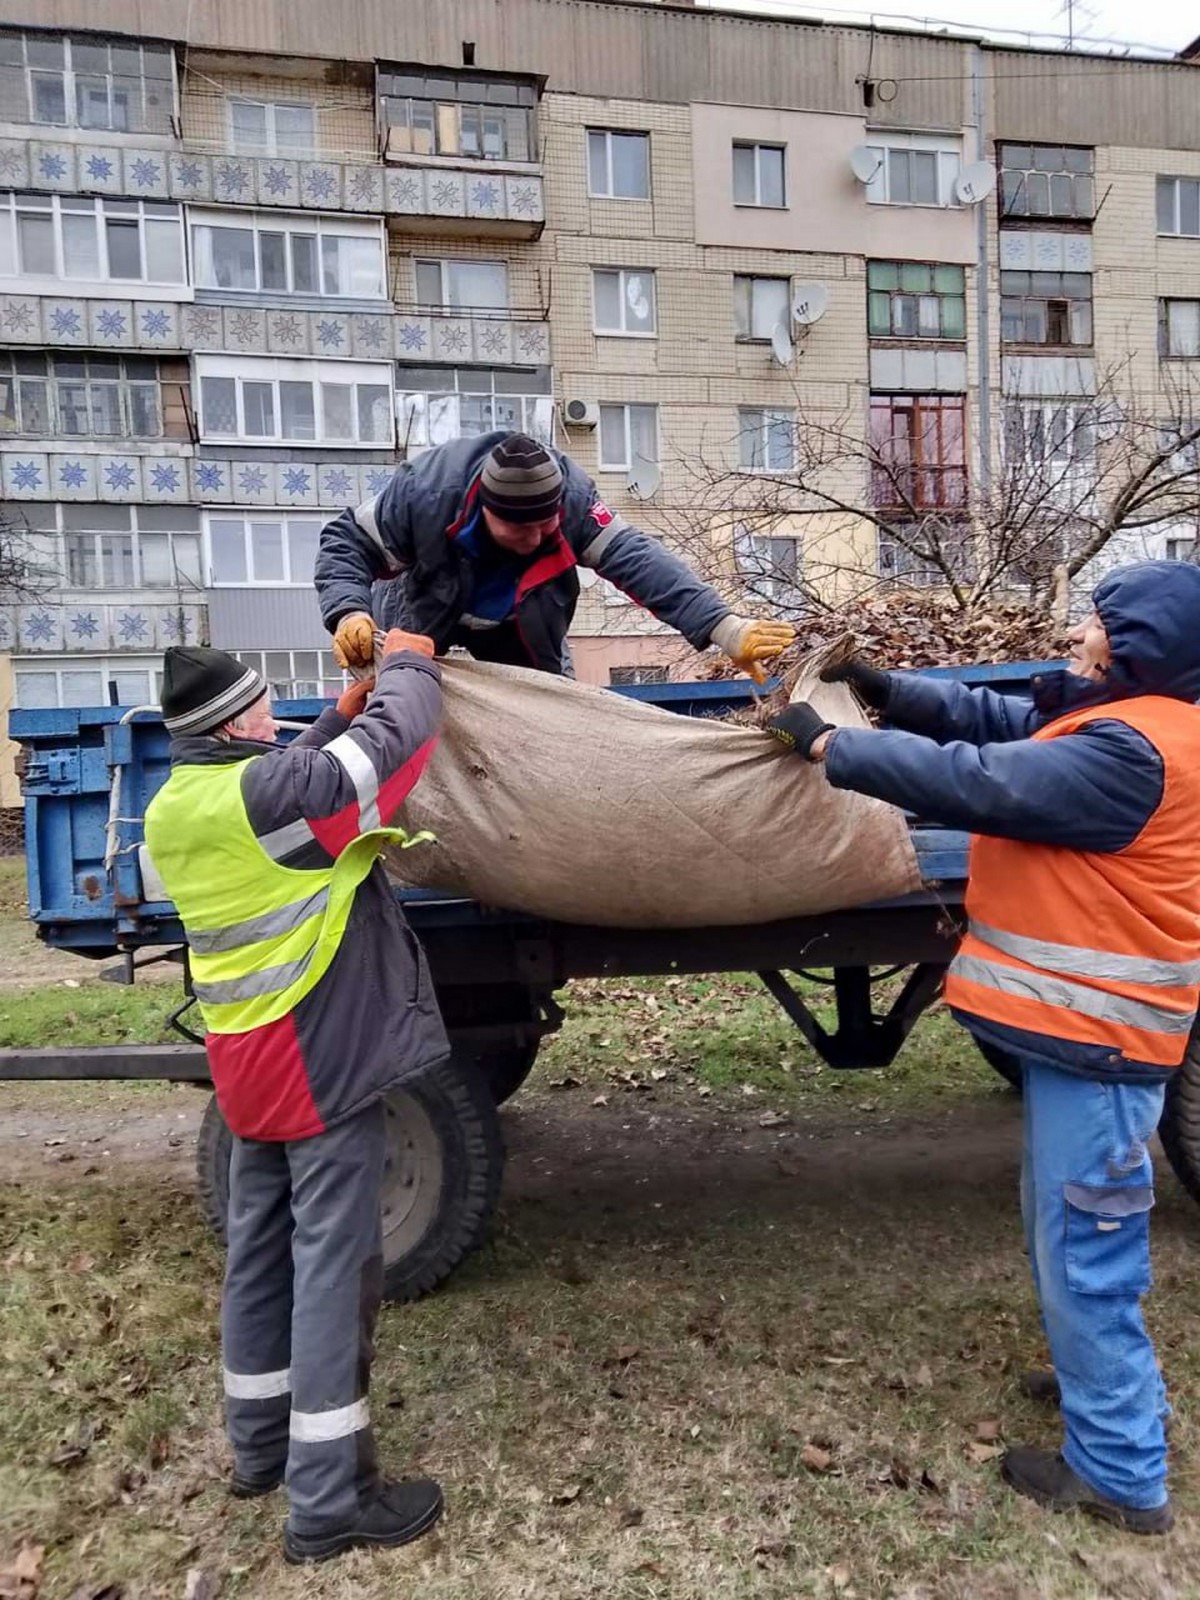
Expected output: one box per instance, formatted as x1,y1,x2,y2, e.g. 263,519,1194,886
590,501,614,528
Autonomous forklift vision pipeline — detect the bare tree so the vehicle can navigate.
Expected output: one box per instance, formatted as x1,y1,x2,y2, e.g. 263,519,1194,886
0,504,50,608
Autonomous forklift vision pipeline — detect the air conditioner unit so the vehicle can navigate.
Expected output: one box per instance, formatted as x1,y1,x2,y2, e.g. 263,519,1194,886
563,399,600,429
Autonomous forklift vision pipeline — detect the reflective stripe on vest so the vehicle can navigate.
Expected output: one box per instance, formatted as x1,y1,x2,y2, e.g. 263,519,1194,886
144,756,430,1035
943,694,1200,1069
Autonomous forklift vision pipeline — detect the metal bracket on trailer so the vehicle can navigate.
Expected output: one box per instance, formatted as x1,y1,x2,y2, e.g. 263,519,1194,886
757,964,948,1070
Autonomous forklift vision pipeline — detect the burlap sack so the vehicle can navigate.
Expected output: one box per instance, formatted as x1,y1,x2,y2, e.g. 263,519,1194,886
388,649,921,928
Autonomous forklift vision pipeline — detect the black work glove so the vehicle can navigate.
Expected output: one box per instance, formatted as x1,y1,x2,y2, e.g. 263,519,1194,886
765,702,836,761
819,657,891,711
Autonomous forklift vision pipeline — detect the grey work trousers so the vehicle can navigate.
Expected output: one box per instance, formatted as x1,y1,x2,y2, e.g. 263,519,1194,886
220,1099,386,1533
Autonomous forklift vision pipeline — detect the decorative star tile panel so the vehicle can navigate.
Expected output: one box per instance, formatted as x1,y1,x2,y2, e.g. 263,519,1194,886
89,301,134,347
352,314,391,358
0,141,29,187
362,465,394,498
317,463,360,505
144,458,189,503
31,142,74,190
467,176,504,220
183,303,224,350
44,299,88,344
0,296,41,342
344,165,385,212
394,316,432,357
257,159,299,205
427,171,466,217
123,151,168,197
99,455,143,501
155,605,203,647
275,462,319,507
192,459,233,503
224,307,267,350
386,169,424,214
65,606,103,647
232,461,274,506
473,319,514,363
80,147,122,194
52,455,96,499
432,317,472,361
169,153,212,202
3,453,49,497
313,313,350,354
505,175,544,223
213,157,255,205
136,302,178,347
19,604,64,650
267,309,310,354
299,163,341,209
515,321,551,363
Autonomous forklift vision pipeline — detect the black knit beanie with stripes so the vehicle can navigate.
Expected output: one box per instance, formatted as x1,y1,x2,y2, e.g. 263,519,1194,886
479,433,564,523
160,645,267,737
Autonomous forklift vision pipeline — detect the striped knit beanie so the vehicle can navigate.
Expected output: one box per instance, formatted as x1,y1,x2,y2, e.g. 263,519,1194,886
479,434,564,523
160,645,267,736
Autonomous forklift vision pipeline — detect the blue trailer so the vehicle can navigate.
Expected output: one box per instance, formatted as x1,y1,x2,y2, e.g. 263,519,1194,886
7,663,1200,1299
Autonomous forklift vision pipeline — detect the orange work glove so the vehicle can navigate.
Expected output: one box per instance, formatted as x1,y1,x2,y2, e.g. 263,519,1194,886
710,615,797,684
335,677,374,719
331,611,377,670
381,628,436,660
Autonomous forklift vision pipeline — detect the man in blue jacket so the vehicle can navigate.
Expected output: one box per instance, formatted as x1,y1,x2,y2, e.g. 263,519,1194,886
315,431,795,679
766,561,1200,1534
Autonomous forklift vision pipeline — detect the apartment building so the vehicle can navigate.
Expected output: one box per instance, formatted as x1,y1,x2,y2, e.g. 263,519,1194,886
0,0,1198,802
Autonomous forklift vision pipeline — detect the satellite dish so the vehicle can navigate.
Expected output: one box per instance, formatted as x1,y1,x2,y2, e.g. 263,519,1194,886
955,161,997,206
792,283,829,327
770,322,794,366
626,460,661,501
849,145,881,184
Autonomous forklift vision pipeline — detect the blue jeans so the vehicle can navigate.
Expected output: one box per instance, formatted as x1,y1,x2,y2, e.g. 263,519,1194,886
1020,1056,1169,1509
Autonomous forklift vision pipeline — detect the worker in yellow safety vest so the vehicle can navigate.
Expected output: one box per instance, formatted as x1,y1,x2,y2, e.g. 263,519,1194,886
144,632,448,1565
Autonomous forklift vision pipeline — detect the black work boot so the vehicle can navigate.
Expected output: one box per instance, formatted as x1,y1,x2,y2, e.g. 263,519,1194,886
230,1465,285,1498
1020,1368,1062,1405
283,1477,444,1565
1001,1445,1174,1535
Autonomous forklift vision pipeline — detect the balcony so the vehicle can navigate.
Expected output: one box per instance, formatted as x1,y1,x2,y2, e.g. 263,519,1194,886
378,67,545,239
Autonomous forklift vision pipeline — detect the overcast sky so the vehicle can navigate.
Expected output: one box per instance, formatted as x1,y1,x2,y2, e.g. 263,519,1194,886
699,0,1192,55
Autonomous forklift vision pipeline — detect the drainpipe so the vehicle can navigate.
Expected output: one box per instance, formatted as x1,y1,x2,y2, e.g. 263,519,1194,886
971,44,993,497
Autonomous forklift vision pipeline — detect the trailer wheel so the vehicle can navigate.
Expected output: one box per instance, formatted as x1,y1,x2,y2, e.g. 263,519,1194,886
194,1054,505,1302
1160,1022,1200,1208
975,1038,1023,1091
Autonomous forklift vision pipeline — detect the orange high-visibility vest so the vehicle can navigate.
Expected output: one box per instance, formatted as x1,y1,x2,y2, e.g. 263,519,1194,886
943,695,1200,1069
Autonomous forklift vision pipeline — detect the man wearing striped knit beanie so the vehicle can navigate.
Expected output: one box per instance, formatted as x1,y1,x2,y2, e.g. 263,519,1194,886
316,430,796,680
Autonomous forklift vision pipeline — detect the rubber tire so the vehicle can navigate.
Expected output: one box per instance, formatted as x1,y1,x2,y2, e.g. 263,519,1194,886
194,1054,505,1303
1160,1021,1200,1207
975,1038,1024,1091
471,1040,539,1105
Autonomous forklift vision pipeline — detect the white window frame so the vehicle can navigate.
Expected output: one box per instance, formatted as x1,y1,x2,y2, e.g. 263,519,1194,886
13,656,161,710
1004,400,1097,482
592,267,657,338
3,30,177,135
732,142,787,209
865,134,961,209
190,209,386,301
227,97,316,157
0,351,165,440
598,403,659,472
1157,176,1200,239
204,512,325,588
733,275,791,342
196,355,395,448
396,366,553,452
0,192,186,291
233,647,344,700
413,258,510,315
586,129,651,201
733,524,803,607
737,406,796,473
1161,299,1200,360
5,502,202,595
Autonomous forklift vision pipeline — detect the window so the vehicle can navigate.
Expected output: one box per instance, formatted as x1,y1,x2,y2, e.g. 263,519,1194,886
609,665,669,686
587,130,650,200
999,144,1094,221
593,268,656,336
205,515,323,587
865,136,960,208
0,353,164,438
732,143,785,208
1001,271,1093,347
233,648,344,701
738,408,795,473
1161,300,1200,359
877,528,972,587
1166,537,1198,563
191,212,385,301
228,97,315,157
197,357,393,447
870,394,967,510
598,403,658,472
733,275,790,342
14,657,159,709
414,258,509,314
1157,177,1200,239
1004,402,1096,479
868,262,965,340
0,30,175,135
734,526,803,607
397,365,553,452
23,504,201,593
378,69,537,163
0,193,184,285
